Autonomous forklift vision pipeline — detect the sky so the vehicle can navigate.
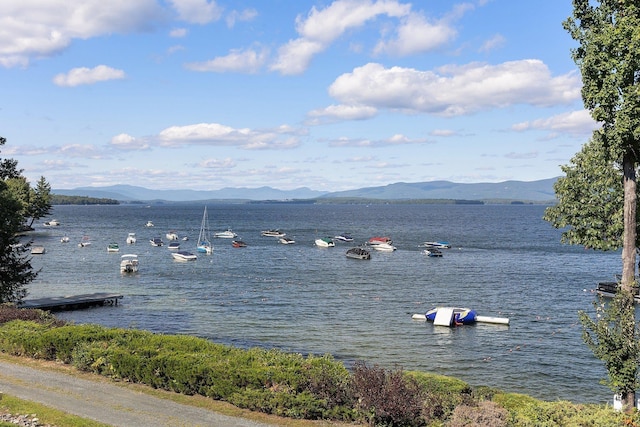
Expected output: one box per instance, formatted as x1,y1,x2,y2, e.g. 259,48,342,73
0,0,597,192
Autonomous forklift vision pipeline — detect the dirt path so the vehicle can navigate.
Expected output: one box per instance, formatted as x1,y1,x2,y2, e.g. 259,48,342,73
0,357,276,427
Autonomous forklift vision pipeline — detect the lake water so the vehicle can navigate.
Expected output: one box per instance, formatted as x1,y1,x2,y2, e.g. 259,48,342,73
24,203,622,404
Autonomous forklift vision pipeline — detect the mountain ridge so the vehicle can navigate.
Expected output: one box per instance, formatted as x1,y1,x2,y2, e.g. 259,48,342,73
53,178,559,202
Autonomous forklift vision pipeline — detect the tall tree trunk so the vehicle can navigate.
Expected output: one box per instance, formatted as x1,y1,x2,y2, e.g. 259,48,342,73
621,153,637,412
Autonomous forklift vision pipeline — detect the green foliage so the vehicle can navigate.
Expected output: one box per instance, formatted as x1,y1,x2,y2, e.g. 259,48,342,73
50,194,119,205
579,291,640,395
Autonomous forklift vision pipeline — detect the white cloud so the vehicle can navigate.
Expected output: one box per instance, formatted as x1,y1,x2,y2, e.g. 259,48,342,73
169,0,222,24
0,0,164,67
186,47,269,73
306,104,378,125
53,65,126,87
226,8,258,28
479,34,506,53
110,133,150,150
512,110,599,136
198,158,236,168
328,60,581,116
328,134,428,147
155,123,302,150
374,13,456,56
170,28,188,38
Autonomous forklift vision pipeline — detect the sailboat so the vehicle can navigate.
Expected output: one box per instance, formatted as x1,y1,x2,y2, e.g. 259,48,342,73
197,206,213,254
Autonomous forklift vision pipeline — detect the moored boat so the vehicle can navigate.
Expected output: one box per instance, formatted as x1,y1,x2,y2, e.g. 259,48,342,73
424,248,443,257
168,242,180,250
214,229,238,238
261,229,286,237
107,243,120,252
30,245,45,254
315,237,335,247
166,231,179,241
78,236,91,247
346,247,370,260
279,237,295,244
422,241,451,249
43,219,60,226
334,233,354,242
197,207,213,254
172,251,197,261
412,307,510,326
232,240,247,248
126,233,137,244
372,242,396,251
368,236,392,245
60,236,70,243
120,254,139,273
145,221,154,227
150,237,163,247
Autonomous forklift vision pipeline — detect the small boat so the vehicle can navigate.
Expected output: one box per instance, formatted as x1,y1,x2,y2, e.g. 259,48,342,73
412,307,509,326
197,207,213,254
279,237,295,244
346,247,370,260
232,240,247,248
30,245,45,254
422,241,451,249
182,236,189,241
168,242,181,250
107,243,120,252
60,236,70,243
43,219,60,226
315,237,335,247
172,251,197,261
120,254,139,273
372,242,396,251
145,221,154,227
334,234,354,242
166,231,179,241
596,280,640,303
78,236,91,247
150,237,164,247
368,236,392,245
126,233,137,244
214,229,238,238
424,248,443,257
261,229,286,237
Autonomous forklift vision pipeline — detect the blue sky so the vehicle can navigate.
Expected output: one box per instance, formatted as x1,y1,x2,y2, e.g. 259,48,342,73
1,0,596,192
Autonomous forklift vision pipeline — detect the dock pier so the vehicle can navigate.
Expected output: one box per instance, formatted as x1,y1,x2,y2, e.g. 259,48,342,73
20,293,123,312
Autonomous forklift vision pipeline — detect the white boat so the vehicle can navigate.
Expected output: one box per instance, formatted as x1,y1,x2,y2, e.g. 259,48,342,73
422,241,451,249
279,237,295,244
145,221,154,227
214,229,237,238
126,233,137,244
261,229,286,237
315,237,335,247
412,307,510,326
150,237,163,247
120,254,139,273
43,219,60,226
30,245,45,254
166,231,179,241
424,248,443,257
372,242,396,251
107,243,120,252
346,247,370,260
368,236,392,245
334,234,354,242
172,251,197,261
60,236,70,243
168,242,180,250
78,236,91,247
197,207,213,254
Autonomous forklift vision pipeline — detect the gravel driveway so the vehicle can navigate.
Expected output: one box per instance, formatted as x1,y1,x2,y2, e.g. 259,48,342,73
0,358,276,427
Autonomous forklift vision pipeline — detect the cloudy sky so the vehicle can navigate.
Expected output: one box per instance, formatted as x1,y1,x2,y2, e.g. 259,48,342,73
0,0,595,192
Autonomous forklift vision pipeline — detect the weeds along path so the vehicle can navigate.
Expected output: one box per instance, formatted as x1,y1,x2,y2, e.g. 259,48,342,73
0,356,276,427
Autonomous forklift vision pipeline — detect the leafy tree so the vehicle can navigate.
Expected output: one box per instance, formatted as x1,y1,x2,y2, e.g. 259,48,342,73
558,0,640,411
26,176,53,228
0,137,38,302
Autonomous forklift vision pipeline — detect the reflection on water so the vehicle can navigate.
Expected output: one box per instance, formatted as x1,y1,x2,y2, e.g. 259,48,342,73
25,203,620,403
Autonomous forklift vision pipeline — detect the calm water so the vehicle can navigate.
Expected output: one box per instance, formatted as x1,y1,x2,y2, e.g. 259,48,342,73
25,203,621,403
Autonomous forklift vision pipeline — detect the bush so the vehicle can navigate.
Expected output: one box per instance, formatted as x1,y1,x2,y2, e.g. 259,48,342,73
446,400,509,427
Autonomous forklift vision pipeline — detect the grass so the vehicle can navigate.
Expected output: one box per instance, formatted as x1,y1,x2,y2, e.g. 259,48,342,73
0,393,110,427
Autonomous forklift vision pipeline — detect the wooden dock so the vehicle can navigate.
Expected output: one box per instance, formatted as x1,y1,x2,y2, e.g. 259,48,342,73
19,293,123,311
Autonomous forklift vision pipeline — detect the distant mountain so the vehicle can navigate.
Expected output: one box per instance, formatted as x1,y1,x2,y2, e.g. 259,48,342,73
53,178,558,203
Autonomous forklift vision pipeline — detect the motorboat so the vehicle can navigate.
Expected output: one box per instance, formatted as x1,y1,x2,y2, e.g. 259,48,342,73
424,248,443,257
368,236,392,246
214,229,238,238
172,251,197,261
261,229,286,237
232,240,247,248
150,237,163,247
279,237,295,244
107,243,120,252
166,231,179,241
30,246,45,254
60,236,70,243
346,247,370,260
334,234,354,242
372,242,396,251
78,236,91,247
145,221,154,227
412,307,510,326
197,207,213,254
126,233,137,244
168,242,181,250
315,237,335,247
43,219,60,226
422,241,451,249
120,254,139,273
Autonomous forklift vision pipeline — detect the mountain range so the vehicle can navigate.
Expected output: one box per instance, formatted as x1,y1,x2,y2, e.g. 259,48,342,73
53,178,559,203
